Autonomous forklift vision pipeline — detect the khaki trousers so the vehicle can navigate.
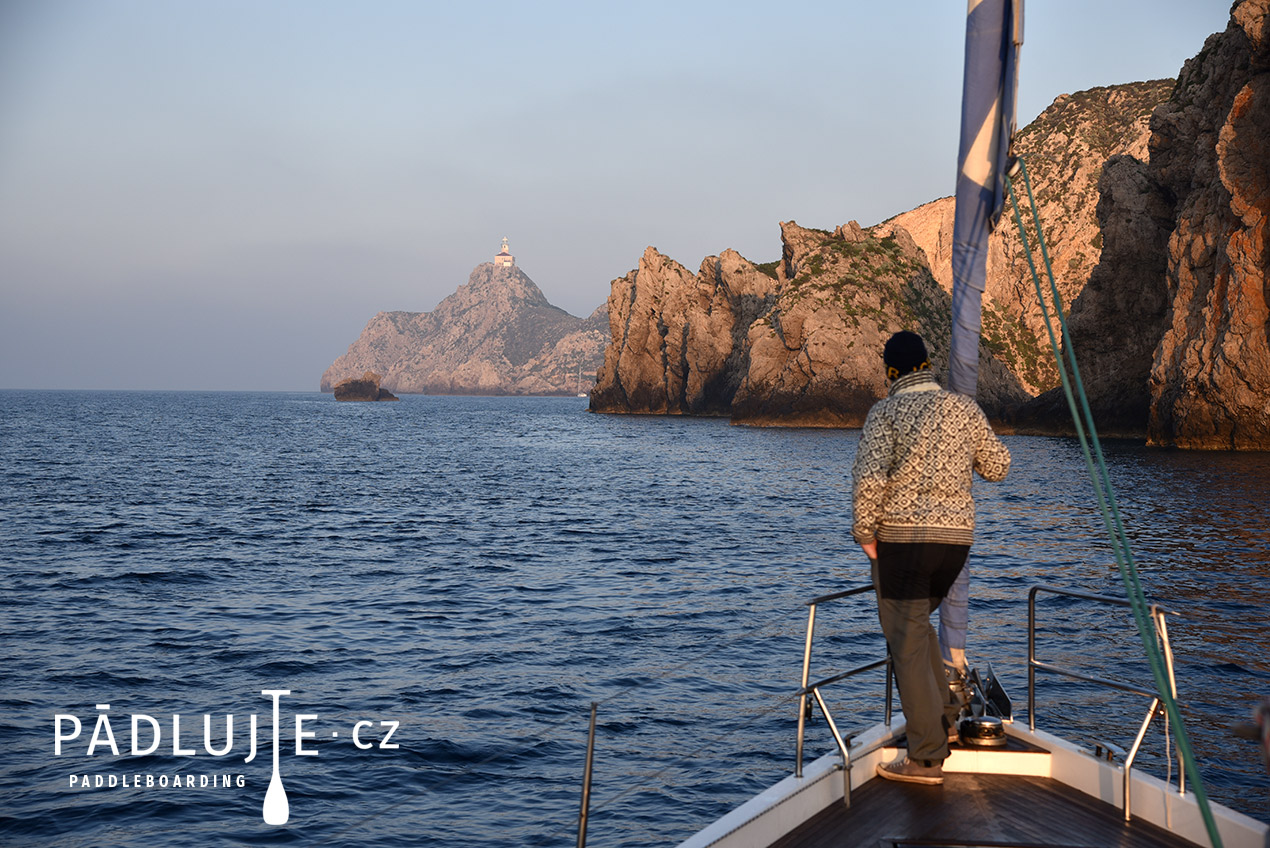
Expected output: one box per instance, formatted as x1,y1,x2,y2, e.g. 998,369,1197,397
871,541,969,763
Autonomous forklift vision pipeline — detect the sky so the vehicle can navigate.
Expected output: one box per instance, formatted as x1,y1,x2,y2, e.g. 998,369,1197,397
0,0,1236,391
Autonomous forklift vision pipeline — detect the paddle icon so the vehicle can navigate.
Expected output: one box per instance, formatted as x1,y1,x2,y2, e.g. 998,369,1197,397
261,689,290,825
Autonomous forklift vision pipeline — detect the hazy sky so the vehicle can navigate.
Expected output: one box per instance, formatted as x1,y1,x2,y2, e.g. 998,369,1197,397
0,0,1234,391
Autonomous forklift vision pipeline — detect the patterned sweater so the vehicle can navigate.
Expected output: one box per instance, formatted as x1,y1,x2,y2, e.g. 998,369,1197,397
851,371,1011,546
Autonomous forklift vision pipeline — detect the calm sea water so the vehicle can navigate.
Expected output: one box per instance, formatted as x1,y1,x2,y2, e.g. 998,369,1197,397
0,391,1267,846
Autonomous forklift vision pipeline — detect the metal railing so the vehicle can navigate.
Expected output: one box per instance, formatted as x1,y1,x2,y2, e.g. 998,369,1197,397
794,584,893,808
1027,584,1184,821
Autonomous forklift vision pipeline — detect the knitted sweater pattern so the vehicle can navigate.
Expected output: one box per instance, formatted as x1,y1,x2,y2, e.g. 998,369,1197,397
851,371,1011,546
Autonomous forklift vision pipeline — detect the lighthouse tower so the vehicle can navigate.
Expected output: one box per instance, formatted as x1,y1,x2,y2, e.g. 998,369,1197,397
494,237,515,268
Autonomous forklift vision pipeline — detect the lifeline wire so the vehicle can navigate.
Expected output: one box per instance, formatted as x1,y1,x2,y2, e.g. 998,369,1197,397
1006,156,1223,848
317,607,792,844
540,688,801,844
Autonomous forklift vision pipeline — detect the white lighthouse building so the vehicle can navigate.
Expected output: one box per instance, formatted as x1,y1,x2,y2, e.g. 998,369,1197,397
495,237,515,268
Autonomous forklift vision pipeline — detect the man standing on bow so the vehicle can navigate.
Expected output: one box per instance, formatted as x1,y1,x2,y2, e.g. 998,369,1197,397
852,331,1011,785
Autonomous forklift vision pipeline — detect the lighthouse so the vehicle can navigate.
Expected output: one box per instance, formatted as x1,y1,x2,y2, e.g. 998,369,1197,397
495,237,515,268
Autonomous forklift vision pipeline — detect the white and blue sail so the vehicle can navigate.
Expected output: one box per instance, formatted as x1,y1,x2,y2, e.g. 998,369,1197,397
940,0,1022,672
951,0,1022,396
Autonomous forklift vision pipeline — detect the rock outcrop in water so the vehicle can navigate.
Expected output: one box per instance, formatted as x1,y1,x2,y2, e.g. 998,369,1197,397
322,263,607,396
333,371,399,402
590,222,1028,425
1021,0,1270,449
588,247,776,417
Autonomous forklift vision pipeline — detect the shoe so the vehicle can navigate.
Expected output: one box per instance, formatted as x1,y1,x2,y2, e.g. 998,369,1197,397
876,756,943,785
948,728,960,746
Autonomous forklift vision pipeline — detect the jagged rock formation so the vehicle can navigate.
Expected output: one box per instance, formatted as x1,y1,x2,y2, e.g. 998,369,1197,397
880,79,1174,395
589,248,776,416
1146,0,1270,449
333,371,399,402
590,221,1028,425
1024,0,1270,448
321,263,607,396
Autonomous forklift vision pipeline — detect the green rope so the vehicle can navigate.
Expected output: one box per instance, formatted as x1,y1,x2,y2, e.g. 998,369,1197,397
1006,156,1223,848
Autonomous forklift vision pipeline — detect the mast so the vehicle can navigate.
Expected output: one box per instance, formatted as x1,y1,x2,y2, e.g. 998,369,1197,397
950,0,1022,397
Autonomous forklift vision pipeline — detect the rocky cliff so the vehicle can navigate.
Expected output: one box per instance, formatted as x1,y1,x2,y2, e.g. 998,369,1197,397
1025,0,1270,448
589,247,774,416
591,79,1172,425
321,263,607,396
593,1,1270,448
879,79,1173,395
590,221,1028,425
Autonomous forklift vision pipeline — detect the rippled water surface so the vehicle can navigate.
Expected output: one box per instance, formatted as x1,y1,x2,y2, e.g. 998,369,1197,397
1,391,1267,845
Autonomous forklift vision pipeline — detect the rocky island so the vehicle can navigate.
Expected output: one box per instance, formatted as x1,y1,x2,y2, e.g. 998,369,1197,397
589,224,1028,426
322,241,606,397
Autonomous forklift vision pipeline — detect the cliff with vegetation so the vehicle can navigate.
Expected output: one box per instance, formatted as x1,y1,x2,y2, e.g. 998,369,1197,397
590,221,1027,425
591,78,1171,425
322,263,607,396
879,79,1173,395
593,1,1270,448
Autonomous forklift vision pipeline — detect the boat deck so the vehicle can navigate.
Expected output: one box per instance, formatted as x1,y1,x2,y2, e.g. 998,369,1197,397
769,769,1199,848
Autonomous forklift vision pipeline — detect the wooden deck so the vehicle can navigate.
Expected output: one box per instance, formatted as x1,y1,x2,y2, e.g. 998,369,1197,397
767,770,1200,848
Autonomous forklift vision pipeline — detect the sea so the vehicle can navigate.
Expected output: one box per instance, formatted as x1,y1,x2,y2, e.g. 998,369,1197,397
1,390,1267,846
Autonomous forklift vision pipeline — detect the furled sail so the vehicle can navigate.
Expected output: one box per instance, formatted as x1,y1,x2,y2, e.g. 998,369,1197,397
941,0,1023,674
950,0,1022,397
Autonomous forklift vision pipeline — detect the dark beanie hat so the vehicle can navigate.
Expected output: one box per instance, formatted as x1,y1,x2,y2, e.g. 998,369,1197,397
883,331,929,377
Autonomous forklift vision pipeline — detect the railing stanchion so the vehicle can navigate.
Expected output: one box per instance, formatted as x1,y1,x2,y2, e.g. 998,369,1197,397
811,687,853,808
1154,608,1186,796
793,585,891,782
577,701,598,848
1123,698,1160,822
1029,585,1190,822
1028,587,1038,731
796,602,818,778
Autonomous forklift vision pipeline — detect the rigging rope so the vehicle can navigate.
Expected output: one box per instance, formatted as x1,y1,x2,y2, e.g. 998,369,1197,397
1006,156,1224,848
